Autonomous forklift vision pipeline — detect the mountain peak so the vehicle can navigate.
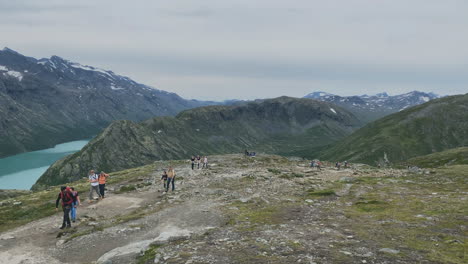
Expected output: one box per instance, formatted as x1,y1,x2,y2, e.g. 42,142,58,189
1,47,21,54
304,91,336,99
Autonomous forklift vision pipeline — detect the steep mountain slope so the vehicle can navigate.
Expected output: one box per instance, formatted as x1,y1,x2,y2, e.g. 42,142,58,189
304,91,440,122
320,94,468,165
0,48,207,157
32,97,361,189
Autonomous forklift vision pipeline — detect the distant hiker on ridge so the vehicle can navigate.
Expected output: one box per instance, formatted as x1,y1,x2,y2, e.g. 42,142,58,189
88,170,102,202
203,156,208,169
190,156,195,170
55,186,77,229
161,169,168,190
197,155,201,169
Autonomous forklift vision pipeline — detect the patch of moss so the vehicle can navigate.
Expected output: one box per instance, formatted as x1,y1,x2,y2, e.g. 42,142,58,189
267,168,281,174
137,243,162,264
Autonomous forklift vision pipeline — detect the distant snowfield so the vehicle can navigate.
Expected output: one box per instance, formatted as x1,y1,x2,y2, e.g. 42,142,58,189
0,65,23,81
330,108,337,114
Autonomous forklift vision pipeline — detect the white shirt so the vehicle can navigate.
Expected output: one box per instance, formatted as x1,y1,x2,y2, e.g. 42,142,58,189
89,174,99,186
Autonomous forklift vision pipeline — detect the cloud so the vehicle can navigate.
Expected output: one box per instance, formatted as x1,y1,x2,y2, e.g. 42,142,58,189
1,0,467,99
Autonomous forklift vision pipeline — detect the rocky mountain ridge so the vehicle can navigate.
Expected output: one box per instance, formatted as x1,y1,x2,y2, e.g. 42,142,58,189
0,48,208,157
304,90,440,122
1,154,466,263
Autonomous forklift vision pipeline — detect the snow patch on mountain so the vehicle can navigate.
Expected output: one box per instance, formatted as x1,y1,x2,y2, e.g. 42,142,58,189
330,108,337,114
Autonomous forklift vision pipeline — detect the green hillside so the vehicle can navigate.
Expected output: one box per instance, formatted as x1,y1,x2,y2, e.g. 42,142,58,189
32,97,361,189
320,94,468,165
403,147,468,168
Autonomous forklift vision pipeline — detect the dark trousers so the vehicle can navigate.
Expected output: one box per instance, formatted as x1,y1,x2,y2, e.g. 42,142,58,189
191,163,194,170
166,178,175,191
62,205,71,226
99,184,106,197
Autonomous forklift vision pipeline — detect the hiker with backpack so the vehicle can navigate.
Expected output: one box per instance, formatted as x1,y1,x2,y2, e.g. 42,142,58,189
55,186,77,229
98,171,109,198
70,187,81,223
202,156,208,169
166,166,176,192
88,170,102,202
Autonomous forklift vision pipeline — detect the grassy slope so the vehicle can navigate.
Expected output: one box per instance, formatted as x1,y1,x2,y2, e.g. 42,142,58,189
403,147,468,168
320,94,468,165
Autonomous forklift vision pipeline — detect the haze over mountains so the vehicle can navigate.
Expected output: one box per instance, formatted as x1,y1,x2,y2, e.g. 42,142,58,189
0,48,208,158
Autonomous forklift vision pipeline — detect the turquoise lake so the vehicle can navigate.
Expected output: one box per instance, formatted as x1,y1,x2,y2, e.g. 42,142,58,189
0,140,90,190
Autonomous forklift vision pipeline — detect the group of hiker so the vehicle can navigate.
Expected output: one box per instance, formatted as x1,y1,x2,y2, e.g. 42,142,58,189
310,160,323,170
335,161,349,170
55,170,109,229
190,155,208,170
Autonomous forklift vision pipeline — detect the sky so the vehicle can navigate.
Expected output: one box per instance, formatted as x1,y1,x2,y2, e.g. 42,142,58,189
1,0,467,100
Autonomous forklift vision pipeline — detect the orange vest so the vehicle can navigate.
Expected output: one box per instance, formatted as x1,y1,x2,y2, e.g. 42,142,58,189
99,173,109,184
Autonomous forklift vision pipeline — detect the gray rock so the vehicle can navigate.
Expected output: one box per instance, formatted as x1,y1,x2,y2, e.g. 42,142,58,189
379,248,400,254
339,177,356,183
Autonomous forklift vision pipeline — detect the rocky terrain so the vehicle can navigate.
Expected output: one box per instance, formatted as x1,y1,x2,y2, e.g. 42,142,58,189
320,93,468,165
0,48,209,157
304,91,440,122
1,154,466,264
33,97,361,189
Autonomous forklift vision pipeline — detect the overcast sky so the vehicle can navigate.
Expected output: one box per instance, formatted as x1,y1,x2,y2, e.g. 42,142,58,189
1,0,467,100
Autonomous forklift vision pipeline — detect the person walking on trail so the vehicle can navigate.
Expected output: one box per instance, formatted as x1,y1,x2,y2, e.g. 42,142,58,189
161,170,168,190
317,161,322,171
70,187,81,223
190,156,195,170
202,156,208,169
88,170,101,202
98,171,109,198
196,155,201,169
166,166,176,192
55,186,77,229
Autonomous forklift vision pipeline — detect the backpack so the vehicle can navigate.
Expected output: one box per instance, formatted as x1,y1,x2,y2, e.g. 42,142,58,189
61,190,73,206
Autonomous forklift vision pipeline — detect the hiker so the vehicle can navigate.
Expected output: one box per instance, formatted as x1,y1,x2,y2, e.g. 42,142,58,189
344,161,349,168
55,186,77,229
161,170,168,189
190,156,195,170
98,171,109,198
166,166,176,192
245,149,249,156
88,170,102,202
203,156,208,169
70,187,81,223
335,162,341,171
317,161,322,171
196,155,201,169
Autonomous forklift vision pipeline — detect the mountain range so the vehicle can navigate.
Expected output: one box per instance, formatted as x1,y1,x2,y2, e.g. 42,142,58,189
32,97,361,189
0,48,208,158
304,90,440,122
320,93,468,165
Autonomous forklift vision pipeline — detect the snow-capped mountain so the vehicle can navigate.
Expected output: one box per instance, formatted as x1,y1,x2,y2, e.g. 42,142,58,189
304,90,441,122
0,47,208,157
